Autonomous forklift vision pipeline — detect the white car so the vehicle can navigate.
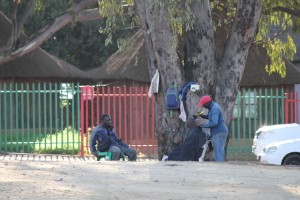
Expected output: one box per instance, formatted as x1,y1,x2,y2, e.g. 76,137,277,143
252,123,300,165
259,138,300,165
252,123,300,156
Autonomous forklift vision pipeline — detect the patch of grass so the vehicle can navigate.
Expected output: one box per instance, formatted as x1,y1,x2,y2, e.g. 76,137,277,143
0,130,36,153
1,127,84,155
34,127,81,155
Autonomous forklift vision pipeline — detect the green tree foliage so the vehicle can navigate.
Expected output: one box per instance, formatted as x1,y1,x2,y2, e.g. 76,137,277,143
0,0,137,69
257,0,300,77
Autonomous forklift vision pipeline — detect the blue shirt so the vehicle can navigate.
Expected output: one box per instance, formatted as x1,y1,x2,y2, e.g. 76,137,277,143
202,101,228,136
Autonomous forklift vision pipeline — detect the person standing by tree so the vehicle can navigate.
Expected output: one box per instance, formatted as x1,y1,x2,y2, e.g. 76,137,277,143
196,95,228,162
90,114,136,161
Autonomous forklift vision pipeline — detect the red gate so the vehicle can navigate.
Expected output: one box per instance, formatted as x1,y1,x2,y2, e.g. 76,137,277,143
285,92,300,123
80,85,157,158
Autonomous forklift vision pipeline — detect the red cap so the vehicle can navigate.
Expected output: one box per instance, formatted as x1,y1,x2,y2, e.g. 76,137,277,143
197,95,212,106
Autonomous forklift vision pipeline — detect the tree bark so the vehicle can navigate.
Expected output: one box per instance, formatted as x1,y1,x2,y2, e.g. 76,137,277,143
135,0,186,158
216,0,262,125
216,0,262,160
184,0,217,114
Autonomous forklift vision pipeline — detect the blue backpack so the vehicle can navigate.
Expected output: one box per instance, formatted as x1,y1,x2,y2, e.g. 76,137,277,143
165,82,180,110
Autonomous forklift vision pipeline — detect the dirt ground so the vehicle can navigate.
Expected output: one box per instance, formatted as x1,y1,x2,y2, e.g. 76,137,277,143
0,154,299,200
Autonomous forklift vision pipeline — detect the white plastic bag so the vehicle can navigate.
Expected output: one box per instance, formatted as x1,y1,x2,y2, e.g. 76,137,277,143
148,69,159,98
179,100,187,122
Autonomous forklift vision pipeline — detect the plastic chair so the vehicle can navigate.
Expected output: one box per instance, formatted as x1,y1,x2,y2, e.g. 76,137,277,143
97,151,125,161
97,151,112,161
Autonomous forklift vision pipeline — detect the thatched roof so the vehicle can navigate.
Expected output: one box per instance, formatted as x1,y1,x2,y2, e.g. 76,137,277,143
88,28,300,87
0,12,92,82
87,30,150,83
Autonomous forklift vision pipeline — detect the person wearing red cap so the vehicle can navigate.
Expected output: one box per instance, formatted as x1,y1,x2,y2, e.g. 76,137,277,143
197,95,228,162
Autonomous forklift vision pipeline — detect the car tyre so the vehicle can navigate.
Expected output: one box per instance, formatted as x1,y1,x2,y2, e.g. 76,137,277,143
283,154,300,165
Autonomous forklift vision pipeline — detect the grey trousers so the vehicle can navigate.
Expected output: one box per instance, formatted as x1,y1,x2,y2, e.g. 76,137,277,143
108,145,137,161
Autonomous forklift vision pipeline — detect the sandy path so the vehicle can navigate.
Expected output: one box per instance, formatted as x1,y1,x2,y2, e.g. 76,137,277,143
0,155,299,200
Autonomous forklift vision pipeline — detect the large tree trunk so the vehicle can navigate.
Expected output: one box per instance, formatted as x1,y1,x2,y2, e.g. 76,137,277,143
216,0,262,159
184,0,217,114
216,0,262,125
135,0,186,158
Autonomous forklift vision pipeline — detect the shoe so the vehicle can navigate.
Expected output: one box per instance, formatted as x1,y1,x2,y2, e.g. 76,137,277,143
161,155,168,161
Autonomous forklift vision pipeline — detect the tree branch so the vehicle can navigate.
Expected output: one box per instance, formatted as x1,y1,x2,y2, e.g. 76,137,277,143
0,1,134,65
0,0,98,64
6,0,19,49
77,4,133,22
264,6,300,17
76,8,102,22
16,0,36,40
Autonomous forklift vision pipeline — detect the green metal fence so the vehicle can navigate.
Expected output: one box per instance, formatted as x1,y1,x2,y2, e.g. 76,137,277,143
227,87,287,160
0,82,81,154
0,83,295,160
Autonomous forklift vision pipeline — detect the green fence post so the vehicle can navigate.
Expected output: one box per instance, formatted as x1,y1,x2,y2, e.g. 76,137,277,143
281,88,285,124
21,83,24,152
71,83,75,152
43,83,47,150
270,88,273,125
54,83,58,150
237,91,241,159
26,83,30,152
66,83,69,152
4,83,7,152
265,88,268,125
247,88,251,157
242,89,246,158
253,89,257,142
259,88,262,127
9,83,13,152
32,84,36,152
60,84,64,150
15,84,19,152
38,83,41,150
49,83,53,151
275,88,279,124
77,83,81,153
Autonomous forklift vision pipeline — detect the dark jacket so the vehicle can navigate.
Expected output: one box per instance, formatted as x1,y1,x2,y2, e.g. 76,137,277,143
89,124,129,155
168,126,207,161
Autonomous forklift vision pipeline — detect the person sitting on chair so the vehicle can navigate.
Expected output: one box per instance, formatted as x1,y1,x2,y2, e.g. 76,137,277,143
90,114,136,161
